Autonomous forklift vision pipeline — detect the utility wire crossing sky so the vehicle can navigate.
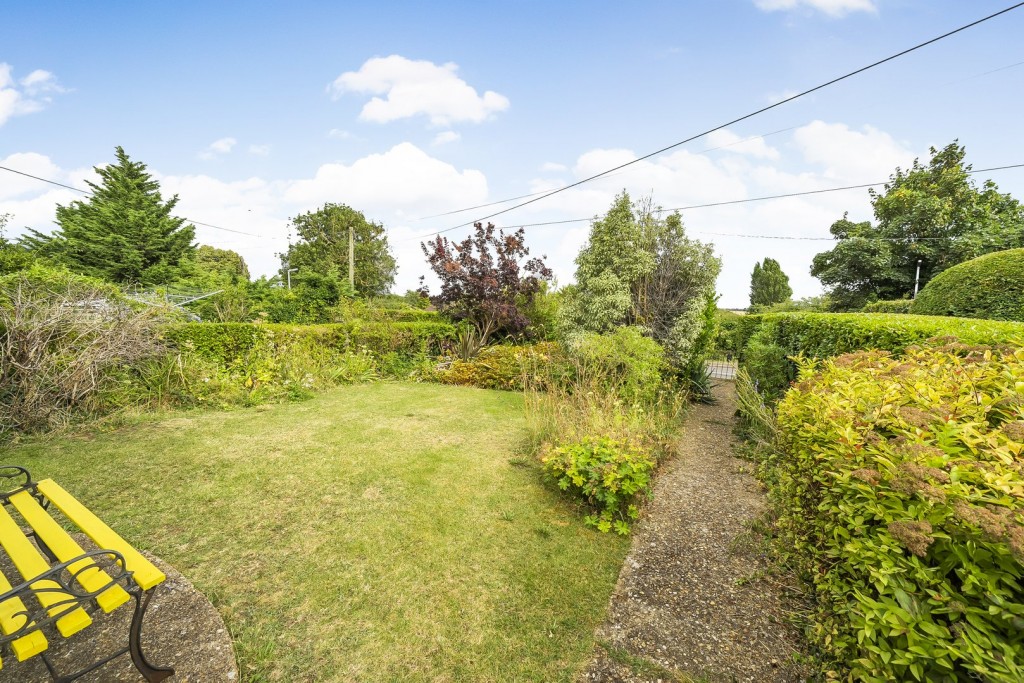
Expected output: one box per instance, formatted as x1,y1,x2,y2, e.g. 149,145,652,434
2,1,1024,306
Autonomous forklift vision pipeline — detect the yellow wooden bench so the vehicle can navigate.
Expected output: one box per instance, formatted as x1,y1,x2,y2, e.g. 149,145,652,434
0,465,174,682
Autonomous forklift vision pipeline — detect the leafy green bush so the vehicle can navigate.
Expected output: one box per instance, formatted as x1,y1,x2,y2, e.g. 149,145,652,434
912,248,1024,321
772,345,1024,682
568,326,668,405
333,297,441,323
541,436,655,535
738,312,1024,397
166,320,457,364
711,309,743,358
862,299,913,314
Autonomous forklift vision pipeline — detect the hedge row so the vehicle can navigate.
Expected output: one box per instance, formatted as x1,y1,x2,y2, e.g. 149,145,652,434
737,312,1024,397
912,248,1024,322
164,320,459,362
861,299,913,314
773,345,1024,682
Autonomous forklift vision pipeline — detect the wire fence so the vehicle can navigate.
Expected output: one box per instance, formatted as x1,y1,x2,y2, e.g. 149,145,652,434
707,358,738,380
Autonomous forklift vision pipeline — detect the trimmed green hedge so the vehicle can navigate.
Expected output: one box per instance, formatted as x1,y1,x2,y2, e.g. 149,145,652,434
165,320,458,362
861,299,913,314
912,248,1024,322
739,312,1024,397
774,346,1024,682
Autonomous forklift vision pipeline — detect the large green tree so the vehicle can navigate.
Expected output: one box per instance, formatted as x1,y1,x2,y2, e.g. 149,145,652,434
811,142,1024,310
183,245,250,287
22,147,196,285
280,203,396,296
560,192,721,368
749,257,793,309
0,213,35,275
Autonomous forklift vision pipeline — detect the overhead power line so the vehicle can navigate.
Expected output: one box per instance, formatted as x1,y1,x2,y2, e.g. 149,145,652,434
412,163,1024,238
419,2,1024,240
0,164,264,238
413,126,798,221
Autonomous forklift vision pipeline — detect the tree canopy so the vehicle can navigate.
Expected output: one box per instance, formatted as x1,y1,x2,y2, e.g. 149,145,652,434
0,213,35,275
280,203,396,296
811,142,1024,310
22,147,196,285
749,257,792,309
420,222,552,344
559,192,721,367
184,245,250,287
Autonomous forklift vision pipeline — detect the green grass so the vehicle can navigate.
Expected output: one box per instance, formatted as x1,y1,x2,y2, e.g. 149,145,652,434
2,383,630,681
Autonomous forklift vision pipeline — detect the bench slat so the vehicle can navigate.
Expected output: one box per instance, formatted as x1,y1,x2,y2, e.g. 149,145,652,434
9,491,131,614
0,570,49,663
36,480,165,591
0,505,92,638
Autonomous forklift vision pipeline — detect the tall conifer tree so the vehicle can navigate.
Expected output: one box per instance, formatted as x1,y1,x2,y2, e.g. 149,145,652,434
749,257,792,308
23,147,195,285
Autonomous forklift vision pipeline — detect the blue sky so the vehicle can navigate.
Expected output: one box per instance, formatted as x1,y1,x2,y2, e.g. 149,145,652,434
2,0,1023,306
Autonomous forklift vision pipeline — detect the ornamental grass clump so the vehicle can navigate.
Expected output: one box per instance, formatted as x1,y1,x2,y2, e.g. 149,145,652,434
773,344,1024,682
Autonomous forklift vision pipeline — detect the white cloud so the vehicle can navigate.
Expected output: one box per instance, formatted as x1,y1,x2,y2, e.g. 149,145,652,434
199,137,237,160
0,63,66,127
328,128,352,140
3,120,925,308
248,144,271,156
329,55,510,125
431,131,460,146
20,69,66,95
704,129,780,159
3,143,489,294
753,0,876,17
0,153,63,200
283,142,487,215
540,162,567,173
792,120,914,181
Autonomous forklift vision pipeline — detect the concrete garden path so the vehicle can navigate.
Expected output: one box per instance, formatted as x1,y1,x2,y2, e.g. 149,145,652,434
583,382,809,682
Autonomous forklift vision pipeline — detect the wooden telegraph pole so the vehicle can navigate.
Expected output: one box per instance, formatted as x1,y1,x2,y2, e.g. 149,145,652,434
348,224,355,291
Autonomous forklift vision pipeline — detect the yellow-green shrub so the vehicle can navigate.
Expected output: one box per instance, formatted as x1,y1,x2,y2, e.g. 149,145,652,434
432,343,561,391
740,312,1024,397
541,436,654,535
773,345,1024,682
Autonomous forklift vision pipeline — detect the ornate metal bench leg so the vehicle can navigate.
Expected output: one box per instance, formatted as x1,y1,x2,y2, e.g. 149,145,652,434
128,588,175,682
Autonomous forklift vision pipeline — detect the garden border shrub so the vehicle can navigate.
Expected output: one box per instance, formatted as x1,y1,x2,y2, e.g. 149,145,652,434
738,312,1024,397
911,248,1024,322
165,320,458,363
772,346,1024,682
861,299,913,314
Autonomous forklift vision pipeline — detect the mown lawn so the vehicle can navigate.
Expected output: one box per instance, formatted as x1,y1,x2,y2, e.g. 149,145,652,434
1,382,630,682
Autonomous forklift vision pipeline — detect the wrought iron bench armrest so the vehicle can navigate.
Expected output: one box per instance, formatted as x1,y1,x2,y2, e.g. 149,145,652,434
0,548,134,646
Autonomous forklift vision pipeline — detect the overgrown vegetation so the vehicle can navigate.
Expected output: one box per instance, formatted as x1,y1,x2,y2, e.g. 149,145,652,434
768,346,1024,682
0,268,175,435
521,327,684,533
911,248,1024,322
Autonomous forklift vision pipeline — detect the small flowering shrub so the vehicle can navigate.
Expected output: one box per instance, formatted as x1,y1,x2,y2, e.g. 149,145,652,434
541,436,655,535
773,344,1024,682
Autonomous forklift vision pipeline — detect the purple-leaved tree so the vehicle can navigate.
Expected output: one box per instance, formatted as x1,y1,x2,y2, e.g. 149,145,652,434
420,222,552,345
